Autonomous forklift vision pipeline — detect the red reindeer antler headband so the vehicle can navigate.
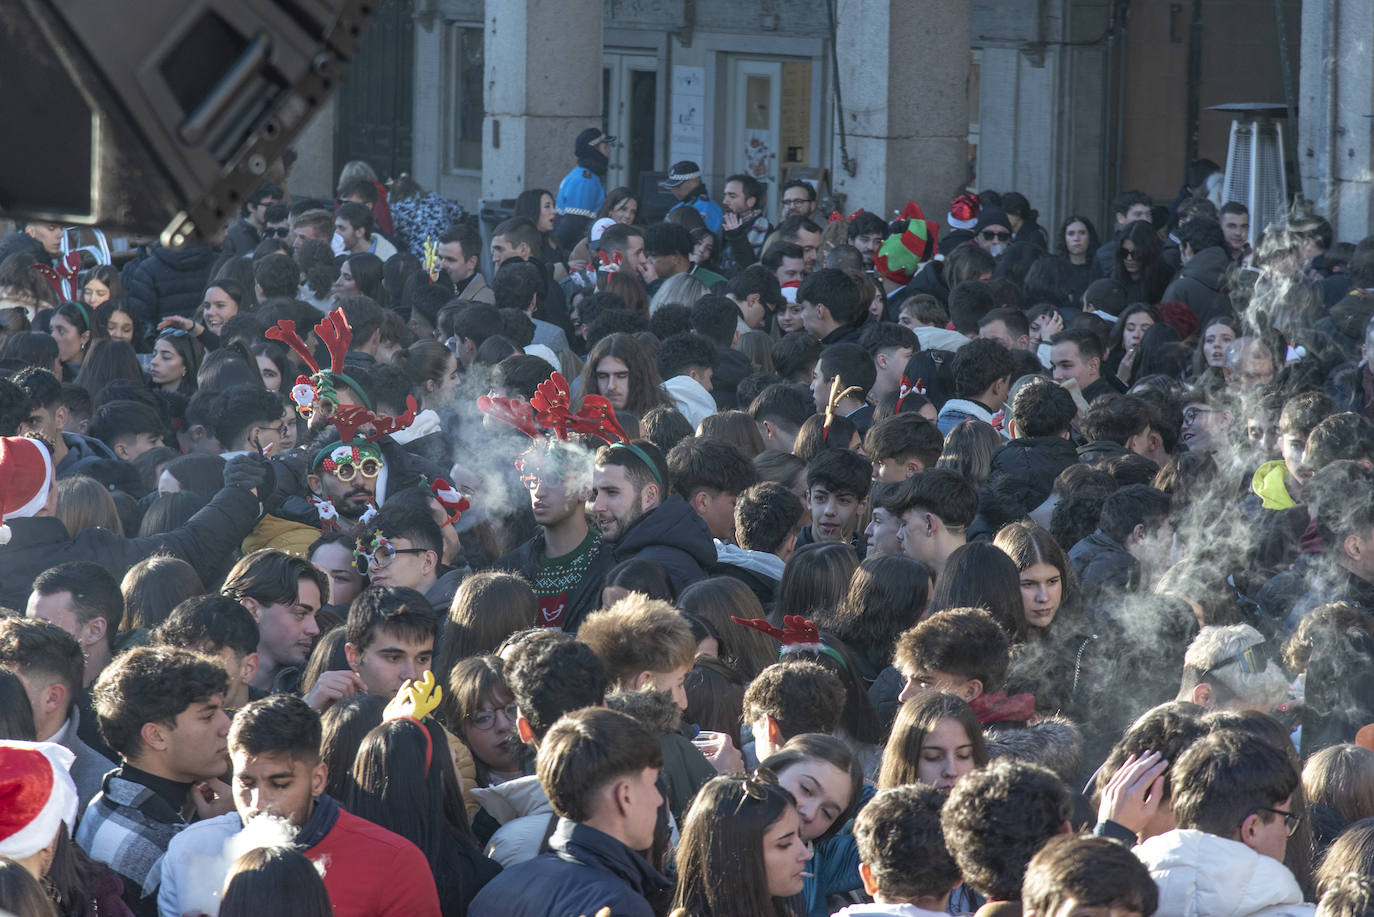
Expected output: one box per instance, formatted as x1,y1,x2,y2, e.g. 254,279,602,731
731,615,850,670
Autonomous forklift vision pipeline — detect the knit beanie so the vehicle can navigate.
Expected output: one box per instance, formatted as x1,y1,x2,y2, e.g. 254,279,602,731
0,742,78,861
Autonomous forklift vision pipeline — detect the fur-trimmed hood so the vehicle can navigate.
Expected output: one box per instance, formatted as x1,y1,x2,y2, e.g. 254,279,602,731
604,688,685,735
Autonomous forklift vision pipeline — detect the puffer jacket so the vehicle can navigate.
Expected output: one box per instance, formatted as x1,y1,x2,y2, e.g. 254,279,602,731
123,241,218,329
468,819,672,917
988,435,1079,506
610,494,715,593
1134,829,1314,917
469,775,556,869
1068,530,1140,606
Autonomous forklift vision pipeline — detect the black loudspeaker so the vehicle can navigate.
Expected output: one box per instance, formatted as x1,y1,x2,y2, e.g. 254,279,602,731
0,0,375,243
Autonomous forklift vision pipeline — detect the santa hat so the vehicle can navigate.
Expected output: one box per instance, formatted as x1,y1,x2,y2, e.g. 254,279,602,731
0,742,78,861
947,192,980,230
0,436,54,545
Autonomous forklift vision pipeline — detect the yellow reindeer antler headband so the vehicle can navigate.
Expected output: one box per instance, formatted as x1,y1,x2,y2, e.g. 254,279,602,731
822,375,862,442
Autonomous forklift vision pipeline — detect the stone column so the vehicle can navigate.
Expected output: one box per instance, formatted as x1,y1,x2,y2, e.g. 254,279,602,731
1299,0,1374,242
481,0,604,200
830,0,970,223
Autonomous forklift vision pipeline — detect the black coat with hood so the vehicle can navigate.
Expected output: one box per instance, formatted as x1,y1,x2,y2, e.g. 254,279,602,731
610,494,716,593
0,484,261,610
1160,245,1233,326
988,435,1079,501
123,241,218,329
468,817,671,917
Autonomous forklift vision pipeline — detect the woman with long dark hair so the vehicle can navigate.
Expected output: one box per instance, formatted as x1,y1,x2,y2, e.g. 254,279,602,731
1112,220,1174,306
515,188,566,276
927,542,1025,640
1104,302,1162,388
347,716,500,917
49,301,101,380
773,542,858,625
822,555,933,684
219,847,332,917
72,339,144,398
759,734,866,917
147,328,202,396
443,655,532,788
877,691,988,790
672,773,811,917
332,252,388,308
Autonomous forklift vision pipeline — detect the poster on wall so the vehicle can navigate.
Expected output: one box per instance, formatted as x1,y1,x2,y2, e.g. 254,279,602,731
670,65,706,166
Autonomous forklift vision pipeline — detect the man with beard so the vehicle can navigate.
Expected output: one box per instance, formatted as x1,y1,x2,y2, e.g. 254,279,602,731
306,437,386,531
497,442,613,633
590,439,715,593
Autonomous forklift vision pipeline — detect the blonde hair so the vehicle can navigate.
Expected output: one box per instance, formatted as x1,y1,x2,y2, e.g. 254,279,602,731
1304,744,1374,824
577,593,696,688
55,475,122,536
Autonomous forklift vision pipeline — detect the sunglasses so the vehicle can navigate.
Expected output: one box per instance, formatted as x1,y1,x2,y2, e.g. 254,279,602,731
159,328,191,339
1120,247,1140,259
268,226,290,238
1200,644,1268,682
981,230,1011,242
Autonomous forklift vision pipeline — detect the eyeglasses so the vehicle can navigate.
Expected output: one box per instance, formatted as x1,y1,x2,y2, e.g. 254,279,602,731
332,455,381,482
256,423,291,439
467,702,518,730
781,198,812,209
981,230,1011,242
1251,806,1302,837
354,539,429,571
1182,406,1216,425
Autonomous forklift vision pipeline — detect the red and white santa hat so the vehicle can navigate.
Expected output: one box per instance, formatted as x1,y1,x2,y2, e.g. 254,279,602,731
0,436,54,545
0,741,78,861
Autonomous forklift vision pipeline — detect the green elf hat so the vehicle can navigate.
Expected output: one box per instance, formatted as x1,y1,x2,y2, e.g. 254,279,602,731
874,220,935,286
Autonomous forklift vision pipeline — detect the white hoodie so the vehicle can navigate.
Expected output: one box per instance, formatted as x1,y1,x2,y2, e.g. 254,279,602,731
662,374,717,428
1133,829,1314,917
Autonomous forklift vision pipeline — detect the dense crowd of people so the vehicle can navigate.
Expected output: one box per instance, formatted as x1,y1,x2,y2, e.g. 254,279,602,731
2,139,1374,917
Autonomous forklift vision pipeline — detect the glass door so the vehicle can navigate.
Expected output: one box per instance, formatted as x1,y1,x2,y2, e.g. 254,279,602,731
728,59,782,203
603,53,660,193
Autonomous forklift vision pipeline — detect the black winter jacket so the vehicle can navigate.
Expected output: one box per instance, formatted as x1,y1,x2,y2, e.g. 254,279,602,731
1160,245,1232,326
610,495,715,594
988,435,1079,503
123,242,218,329
1068,531,1140,608
0,484,260,609
468,819,671,917
0,230,49,268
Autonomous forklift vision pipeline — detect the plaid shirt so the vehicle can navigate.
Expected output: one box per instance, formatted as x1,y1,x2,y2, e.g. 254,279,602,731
76,770,186,916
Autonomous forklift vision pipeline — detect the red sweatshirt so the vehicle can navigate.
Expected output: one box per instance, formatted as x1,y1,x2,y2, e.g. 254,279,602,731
310,809,441,917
